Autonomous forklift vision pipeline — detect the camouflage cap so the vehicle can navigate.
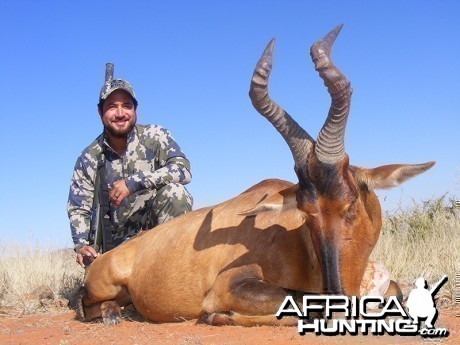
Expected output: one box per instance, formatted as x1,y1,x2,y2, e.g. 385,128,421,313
99,78,137,102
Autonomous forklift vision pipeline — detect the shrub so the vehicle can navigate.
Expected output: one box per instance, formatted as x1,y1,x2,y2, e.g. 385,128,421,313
371,196,459,302
0,242,84,308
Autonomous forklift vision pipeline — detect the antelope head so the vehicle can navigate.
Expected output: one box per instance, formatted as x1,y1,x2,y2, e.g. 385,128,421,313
248,25,434,296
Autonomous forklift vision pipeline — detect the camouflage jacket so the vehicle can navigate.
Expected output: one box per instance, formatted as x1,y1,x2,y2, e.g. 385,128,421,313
67,124,191,250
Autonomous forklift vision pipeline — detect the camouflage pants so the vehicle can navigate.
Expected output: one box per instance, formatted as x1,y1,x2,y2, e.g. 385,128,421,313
111,183,193,247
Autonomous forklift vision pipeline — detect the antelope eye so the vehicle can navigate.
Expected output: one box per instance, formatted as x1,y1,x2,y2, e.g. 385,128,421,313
340,203,352,216
341,201,359,221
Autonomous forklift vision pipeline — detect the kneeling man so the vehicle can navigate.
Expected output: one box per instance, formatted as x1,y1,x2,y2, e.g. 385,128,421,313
67,63,193,267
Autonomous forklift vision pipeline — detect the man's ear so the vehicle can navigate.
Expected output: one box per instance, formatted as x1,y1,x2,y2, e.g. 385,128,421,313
351,161,435,190
98,106,102,117
239,185,298,216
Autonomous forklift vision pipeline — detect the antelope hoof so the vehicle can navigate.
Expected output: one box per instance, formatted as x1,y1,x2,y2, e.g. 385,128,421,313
199,312,236,326
101,301,122,325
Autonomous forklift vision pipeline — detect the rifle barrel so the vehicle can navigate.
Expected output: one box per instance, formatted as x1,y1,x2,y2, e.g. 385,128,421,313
430,274,448,295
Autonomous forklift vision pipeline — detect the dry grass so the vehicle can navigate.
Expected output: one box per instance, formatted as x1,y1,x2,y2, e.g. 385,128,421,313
0,197,458,311
0,242,84,309
371,195,459,301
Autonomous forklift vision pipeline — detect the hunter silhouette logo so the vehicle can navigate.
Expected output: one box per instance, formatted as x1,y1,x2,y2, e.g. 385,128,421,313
276,275,449,337
406,275,447,328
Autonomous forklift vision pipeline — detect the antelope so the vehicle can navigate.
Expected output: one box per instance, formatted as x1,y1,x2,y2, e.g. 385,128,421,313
75,25,434,326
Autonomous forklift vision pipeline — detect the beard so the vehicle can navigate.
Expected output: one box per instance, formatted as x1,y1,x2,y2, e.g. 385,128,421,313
104,119,136,138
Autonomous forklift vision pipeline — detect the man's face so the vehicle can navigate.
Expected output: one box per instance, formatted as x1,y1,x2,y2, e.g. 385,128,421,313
99,89,136,138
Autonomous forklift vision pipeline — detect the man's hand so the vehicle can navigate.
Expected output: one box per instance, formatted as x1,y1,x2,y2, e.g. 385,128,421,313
76,245,99,268
110,179,130,207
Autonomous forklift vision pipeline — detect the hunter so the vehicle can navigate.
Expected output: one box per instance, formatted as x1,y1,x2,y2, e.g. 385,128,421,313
67,63,193,267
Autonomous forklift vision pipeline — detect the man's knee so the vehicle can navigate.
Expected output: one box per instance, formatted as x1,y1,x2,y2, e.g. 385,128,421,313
156,183,193,206
154,183,193,223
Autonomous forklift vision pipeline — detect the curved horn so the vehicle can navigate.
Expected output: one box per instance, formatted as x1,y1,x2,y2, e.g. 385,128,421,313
105,62,114,82
311,24,352,164
250,39,314,169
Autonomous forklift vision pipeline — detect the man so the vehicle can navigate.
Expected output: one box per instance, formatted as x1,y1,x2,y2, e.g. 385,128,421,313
67,63,193,268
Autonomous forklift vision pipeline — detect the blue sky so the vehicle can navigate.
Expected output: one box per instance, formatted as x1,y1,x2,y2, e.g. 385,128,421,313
1,1,458,248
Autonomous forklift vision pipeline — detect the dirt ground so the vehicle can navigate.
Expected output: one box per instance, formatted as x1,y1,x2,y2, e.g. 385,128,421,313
0,306,458,345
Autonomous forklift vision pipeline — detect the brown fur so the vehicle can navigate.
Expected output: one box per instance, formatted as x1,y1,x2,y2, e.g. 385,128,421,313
81,158,433,326
80,29,435,325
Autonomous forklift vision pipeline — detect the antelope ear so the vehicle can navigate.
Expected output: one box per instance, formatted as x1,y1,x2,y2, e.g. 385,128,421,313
352,161,435,190
239,185,298,216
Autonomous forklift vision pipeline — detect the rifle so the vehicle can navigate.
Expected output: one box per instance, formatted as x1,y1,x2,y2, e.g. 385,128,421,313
98,153,115,253
88,158,104,254
88,64,117,254
88,147,115,253
429,275,448,295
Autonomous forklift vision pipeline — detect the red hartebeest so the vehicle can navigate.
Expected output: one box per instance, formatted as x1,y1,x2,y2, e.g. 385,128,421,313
75,25,434,326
